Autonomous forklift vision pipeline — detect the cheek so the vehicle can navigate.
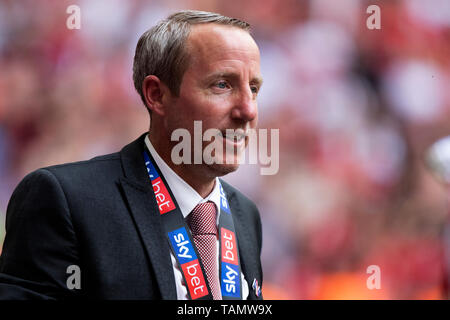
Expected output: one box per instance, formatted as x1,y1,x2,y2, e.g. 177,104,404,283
172,86,237,131
167,97,212,132
186,94,229,122
251,108,258,127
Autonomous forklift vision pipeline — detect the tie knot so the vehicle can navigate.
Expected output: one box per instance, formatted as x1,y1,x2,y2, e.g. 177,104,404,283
187,201,217,236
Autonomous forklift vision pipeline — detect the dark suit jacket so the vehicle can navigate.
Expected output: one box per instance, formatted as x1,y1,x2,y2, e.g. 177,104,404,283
0,133,263,300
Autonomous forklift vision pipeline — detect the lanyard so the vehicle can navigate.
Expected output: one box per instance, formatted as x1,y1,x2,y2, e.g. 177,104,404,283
143,150,243,300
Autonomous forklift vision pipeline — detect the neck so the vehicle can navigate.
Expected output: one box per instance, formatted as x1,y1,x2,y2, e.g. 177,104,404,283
149,133,215,198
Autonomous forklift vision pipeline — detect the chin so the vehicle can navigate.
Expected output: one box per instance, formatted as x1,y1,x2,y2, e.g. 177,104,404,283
207,162,240,177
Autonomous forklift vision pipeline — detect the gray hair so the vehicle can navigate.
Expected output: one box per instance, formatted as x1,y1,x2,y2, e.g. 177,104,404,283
132,10,251,111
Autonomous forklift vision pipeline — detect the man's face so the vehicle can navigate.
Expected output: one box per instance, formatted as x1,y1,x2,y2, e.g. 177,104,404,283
165,23,262,177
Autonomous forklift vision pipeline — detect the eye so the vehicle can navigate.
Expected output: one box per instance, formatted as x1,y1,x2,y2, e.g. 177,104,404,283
214,80,229,89
250,85,259,94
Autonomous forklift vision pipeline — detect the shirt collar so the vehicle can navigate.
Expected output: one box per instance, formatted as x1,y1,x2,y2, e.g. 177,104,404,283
144,134,222,219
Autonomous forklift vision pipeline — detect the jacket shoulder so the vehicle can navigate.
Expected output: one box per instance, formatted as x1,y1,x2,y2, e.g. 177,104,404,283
39,152,122,180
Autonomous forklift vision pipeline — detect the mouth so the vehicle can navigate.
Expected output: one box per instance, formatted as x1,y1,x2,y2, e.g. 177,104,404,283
219,129,247,144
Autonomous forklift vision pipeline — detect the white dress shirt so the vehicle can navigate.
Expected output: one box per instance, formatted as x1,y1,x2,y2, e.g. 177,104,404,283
144,135,249,300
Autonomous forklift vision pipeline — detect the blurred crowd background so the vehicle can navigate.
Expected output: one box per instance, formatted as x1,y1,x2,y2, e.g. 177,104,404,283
1,0,450,299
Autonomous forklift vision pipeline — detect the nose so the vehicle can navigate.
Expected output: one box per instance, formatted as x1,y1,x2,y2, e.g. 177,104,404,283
231,87,258,123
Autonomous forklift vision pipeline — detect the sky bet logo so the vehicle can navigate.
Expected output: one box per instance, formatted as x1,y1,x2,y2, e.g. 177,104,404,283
219,184,231,214
221,228,240,298
169,227,208,299
145,159,175,215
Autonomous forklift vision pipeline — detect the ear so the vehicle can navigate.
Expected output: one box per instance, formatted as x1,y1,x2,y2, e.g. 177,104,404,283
142,75,171,116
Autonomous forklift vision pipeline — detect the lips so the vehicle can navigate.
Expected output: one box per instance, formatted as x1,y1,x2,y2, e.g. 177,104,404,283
218,129,247,143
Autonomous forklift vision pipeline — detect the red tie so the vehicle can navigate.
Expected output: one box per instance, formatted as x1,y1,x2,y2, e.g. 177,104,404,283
186,201,222,300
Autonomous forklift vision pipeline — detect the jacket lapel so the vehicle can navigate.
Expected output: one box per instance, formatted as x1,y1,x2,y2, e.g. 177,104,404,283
118,134,177,300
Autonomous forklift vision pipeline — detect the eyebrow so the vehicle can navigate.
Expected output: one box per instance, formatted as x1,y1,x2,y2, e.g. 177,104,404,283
205,72,264,87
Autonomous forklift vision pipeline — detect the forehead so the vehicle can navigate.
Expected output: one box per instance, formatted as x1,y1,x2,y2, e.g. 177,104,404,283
186,24,260,69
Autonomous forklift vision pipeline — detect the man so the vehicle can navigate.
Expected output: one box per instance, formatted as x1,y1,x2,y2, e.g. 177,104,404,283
0,10,263,300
